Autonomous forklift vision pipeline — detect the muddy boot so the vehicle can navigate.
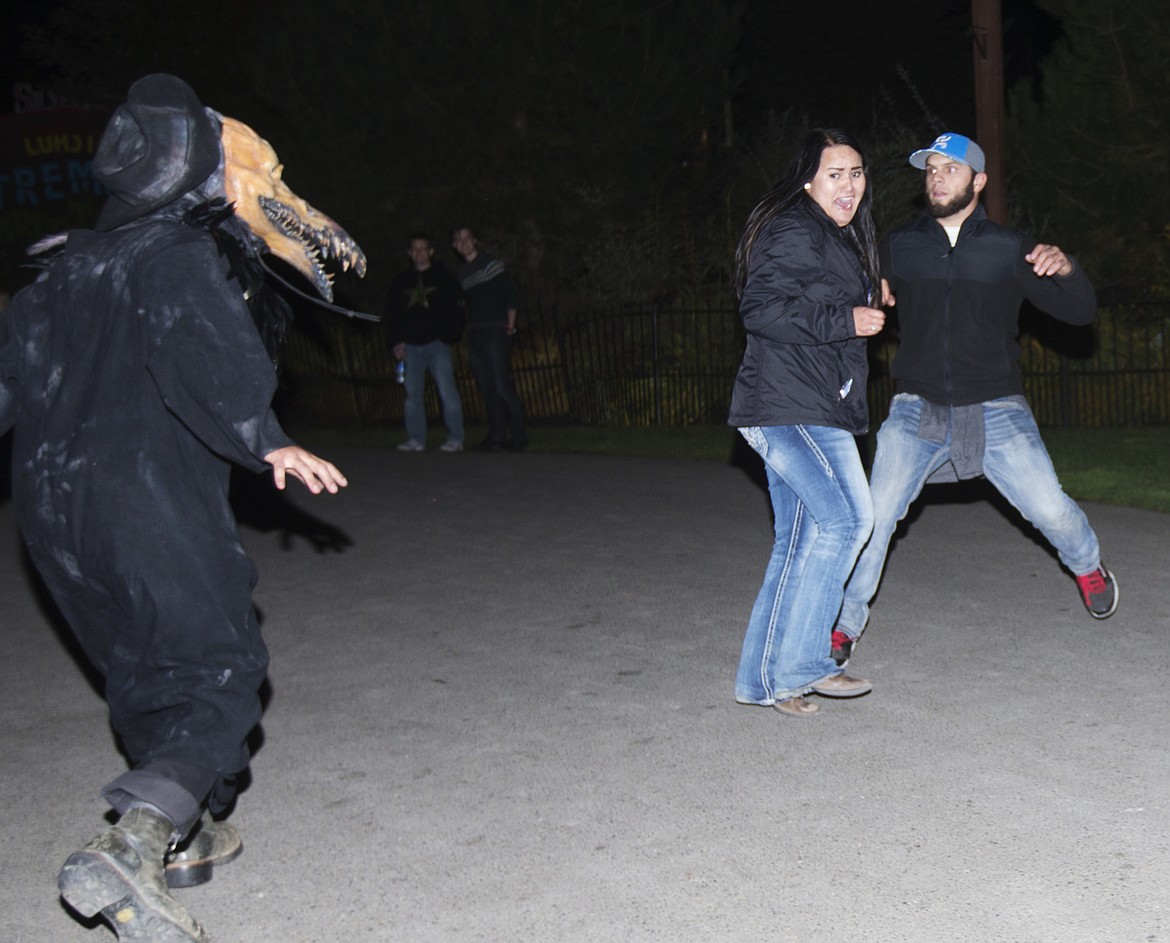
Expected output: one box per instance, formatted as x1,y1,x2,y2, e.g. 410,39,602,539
166,814,243,888
57,806,209,943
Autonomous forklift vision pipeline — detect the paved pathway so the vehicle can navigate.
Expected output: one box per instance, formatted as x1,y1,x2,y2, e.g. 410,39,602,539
3,446,1167,942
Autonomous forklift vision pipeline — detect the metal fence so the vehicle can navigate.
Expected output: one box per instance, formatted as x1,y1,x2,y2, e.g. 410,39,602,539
278,296,1170,429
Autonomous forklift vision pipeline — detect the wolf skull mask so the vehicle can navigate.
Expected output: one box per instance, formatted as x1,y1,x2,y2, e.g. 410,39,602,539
92,75,366,304
220,117,366,302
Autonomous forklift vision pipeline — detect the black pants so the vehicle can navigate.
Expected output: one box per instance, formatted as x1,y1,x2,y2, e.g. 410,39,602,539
28,523,269,835
467,324,528,446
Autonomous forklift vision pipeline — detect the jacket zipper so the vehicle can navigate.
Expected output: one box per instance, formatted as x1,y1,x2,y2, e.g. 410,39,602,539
942,227,955,404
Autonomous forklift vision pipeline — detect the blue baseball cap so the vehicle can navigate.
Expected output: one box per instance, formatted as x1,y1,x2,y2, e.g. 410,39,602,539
909,132,986,173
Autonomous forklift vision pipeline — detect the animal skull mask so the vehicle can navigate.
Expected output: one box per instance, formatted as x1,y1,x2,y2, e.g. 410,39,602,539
220,117,366,302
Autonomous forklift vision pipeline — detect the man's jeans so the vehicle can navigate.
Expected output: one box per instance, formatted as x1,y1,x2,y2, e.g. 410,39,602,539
404,340,464,445
467,325,527,446
735,425,874,704
838,393,1101,634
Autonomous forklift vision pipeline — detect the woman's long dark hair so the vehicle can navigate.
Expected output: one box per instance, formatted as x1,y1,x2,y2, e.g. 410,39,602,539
733,128,880,303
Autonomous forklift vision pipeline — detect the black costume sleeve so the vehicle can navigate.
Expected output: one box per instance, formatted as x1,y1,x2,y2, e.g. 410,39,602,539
140,232,293,471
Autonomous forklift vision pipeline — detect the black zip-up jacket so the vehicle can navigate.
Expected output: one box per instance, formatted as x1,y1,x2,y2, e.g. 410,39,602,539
881,205,1097,406
728,198,871,434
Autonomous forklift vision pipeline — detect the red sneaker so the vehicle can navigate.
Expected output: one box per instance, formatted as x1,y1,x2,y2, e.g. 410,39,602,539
831,629,857,667
1075,566,1119,620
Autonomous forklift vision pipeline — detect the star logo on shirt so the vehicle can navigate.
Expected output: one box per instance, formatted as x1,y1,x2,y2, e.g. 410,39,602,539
405,278,436,309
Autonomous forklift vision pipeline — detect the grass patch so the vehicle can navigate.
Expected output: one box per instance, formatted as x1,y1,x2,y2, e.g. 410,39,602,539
1040,427,1170,514
289,420,1170,514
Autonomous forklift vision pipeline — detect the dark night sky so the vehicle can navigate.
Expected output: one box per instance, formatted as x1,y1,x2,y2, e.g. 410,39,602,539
2,0,1060,128
733,0,1060,133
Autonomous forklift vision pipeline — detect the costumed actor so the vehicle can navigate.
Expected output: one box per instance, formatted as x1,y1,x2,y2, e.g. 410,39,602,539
0,75,368,942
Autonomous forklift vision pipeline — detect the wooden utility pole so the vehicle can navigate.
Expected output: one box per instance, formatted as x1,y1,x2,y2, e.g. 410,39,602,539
971,0,1008,224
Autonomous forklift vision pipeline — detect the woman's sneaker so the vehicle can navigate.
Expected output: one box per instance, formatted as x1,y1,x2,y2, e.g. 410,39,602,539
1076,566,1119,619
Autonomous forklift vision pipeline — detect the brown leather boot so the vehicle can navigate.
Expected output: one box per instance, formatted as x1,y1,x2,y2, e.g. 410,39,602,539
57,806,209,942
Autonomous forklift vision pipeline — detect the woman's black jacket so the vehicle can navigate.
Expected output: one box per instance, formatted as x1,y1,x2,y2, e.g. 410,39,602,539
728,198,871,435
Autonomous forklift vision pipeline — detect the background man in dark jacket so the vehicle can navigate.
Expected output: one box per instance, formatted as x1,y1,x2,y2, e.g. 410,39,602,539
452,226,528,451
385,233,466,451
834,132,1117,666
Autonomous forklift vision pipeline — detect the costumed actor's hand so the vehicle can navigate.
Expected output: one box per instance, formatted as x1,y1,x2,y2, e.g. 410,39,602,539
264,446,348,494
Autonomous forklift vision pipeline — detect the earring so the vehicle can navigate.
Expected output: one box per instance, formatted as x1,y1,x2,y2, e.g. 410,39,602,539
803,182,812,190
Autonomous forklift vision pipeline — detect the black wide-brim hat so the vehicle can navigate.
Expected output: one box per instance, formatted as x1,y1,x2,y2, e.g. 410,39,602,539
93,74,221,231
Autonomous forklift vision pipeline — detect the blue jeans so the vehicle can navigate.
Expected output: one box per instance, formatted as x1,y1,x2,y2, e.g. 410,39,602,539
838,393,1101,634
735,425,874,704
404,340,464,445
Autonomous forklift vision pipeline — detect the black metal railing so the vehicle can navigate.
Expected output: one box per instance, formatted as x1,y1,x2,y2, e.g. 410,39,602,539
278,295,1170,429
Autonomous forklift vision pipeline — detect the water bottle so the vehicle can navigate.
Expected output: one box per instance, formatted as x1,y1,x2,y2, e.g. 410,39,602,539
395,360,405,384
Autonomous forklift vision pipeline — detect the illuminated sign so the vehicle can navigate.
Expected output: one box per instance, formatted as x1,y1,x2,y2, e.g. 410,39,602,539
0,106,110,286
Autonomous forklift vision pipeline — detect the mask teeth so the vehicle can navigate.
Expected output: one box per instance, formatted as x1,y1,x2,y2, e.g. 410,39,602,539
258,196,367,282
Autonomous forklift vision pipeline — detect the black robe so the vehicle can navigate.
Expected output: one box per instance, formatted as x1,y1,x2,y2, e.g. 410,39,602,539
0,209,293,831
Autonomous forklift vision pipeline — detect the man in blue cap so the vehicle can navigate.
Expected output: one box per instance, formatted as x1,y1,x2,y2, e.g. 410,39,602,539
832,132,1117,667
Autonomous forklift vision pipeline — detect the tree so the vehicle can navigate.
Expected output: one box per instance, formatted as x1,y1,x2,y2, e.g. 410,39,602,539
23,0,742,307
1006,0,1170,289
